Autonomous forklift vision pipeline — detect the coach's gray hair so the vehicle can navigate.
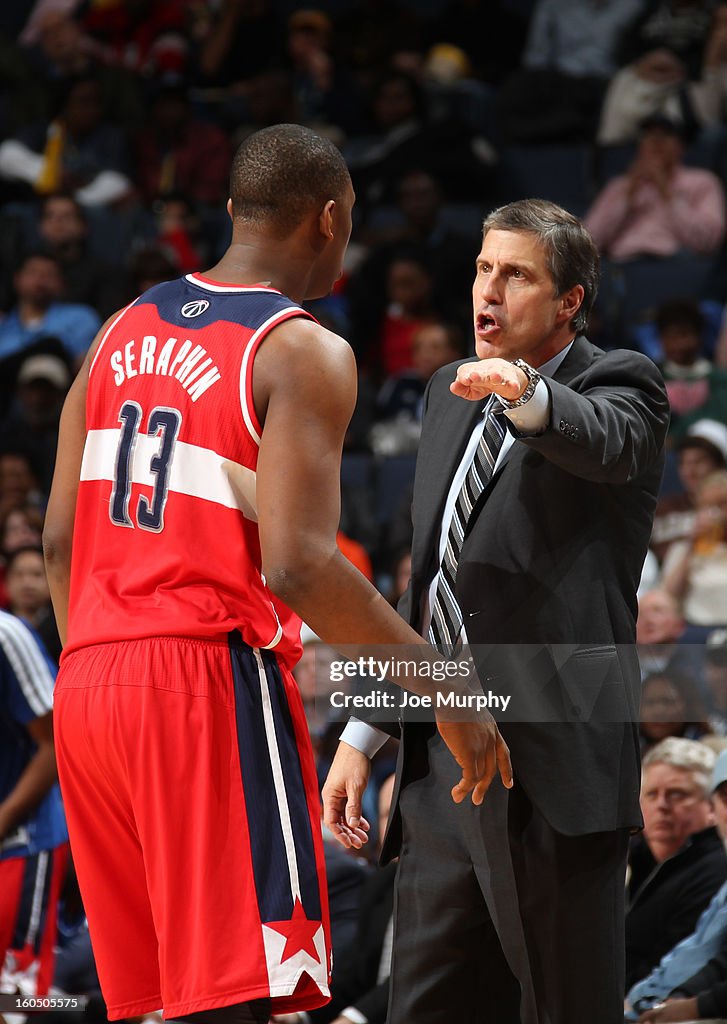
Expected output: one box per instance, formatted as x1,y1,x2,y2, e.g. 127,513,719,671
482,199,599,334
642,737,716,797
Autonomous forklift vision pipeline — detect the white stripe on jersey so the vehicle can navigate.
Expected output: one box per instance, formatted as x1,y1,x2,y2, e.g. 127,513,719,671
239,307,305,446
185,275,282,295
81,429,259,520
0,611,54,716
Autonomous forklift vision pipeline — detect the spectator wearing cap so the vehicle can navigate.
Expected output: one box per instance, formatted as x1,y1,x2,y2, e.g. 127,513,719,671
584,114,726,261
651,419,727,564
662,470,727,631
626,748,727,1019
626,738,727,989
705,630,727,735
0,353,71,494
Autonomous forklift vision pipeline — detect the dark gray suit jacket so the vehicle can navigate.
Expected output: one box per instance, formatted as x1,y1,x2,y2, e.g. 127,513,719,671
382,336,670,857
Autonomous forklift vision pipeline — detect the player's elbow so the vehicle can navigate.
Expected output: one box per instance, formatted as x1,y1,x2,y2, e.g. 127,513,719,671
42,526,72,576
264,561,315,605
263,547,333,607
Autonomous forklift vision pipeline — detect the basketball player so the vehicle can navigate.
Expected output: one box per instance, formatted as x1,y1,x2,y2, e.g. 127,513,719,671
43,125,508,1024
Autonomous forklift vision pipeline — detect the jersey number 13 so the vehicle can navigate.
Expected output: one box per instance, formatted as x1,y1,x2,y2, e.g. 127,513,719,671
110,400,182,532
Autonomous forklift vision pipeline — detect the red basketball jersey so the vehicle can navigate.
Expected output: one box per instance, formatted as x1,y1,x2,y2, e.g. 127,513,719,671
65,273,316,668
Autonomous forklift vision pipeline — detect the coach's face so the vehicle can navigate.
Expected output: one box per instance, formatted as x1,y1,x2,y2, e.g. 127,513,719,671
472,229,583,367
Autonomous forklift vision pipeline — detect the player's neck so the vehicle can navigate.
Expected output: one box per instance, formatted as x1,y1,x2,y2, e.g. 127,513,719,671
207,240,310,303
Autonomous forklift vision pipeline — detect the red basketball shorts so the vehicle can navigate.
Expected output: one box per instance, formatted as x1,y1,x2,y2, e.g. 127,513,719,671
53,635,331,1020
0,845,68,995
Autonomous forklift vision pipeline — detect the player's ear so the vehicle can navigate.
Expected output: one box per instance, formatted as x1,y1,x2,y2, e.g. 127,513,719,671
559,284,584,324
226,198,233,222
319,199,335,240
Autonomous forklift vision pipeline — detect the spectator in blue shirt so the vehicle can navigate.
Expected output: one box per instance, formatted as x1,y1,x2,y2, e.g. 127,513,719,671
0,251,100,367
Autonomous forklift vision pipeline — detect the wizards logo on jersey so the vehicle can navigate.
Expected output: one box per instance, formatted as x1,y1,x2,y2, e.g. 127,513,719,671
181,300,210,318
229,636,330,999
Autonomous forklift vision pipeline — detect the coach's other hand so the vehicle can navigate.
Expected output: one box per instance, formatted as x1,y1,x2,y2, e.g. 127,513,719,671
322,742,371,849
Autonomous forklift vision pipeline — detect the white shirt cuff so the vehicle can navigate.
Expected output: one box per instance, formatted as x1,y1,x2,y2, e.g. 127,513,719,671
339,718,390,758
498,377,550,434
340,1008,368,1024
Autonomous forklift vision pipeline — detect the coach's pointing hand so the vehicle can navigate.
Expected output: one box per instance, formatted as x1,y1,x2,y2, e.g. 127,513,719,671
451,358,528,403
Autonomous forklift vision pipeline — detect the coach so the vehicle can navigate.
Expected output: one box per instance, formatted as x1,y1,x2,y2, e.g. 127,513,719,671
323,199,670,1024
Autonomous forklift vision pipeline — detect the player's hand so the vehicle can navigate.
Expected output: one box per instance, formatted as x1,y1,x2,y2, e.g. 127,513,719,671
322,742,371,849
436,709,513,805
637,997,699,1022
450,359,527,403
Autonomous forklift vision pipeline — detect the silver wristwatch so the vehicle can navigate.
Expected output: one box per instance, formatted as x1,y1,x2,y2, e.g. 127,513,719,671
503,359,541,407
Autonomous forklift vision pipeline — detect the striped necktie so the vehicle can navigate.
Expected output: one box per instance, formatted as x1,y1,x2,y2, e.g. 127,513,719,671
428,396,506,657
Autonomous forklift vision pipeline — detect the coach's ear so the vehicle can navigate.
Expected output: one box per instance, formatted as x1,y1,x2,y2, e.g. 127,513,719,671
558,284,584,324
226,198,233,222
319,199,335,240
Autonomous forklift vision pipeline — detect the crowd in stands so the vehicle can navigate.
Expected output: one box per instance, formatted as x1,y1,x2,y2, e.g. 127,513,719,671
8,1,727,1022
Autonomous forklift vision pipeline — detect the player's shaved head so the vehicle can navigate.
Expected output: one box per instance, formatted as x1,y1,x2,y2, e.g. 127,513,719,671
230,124,351,237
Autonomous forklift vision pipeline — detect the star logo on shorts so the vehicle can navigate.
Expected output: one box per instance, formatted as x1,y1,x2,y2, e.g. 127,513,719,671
267,898,322,963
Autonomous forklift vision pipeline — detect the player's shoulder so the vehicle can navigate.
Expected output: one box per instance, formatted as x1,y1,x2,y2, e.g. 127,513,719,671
263,314,355,371
254,315,357,425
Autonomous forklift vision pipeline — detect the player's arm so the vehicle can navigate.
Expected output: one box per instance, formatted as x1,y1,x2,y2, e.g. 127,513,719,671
0,712,57,843
254,318,429,648
43,316,115,646
254,320,512,817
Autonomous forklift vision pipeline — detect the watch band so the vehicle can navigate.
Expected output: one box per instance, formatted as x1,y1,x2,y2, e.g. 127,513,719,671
502,359,541,408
